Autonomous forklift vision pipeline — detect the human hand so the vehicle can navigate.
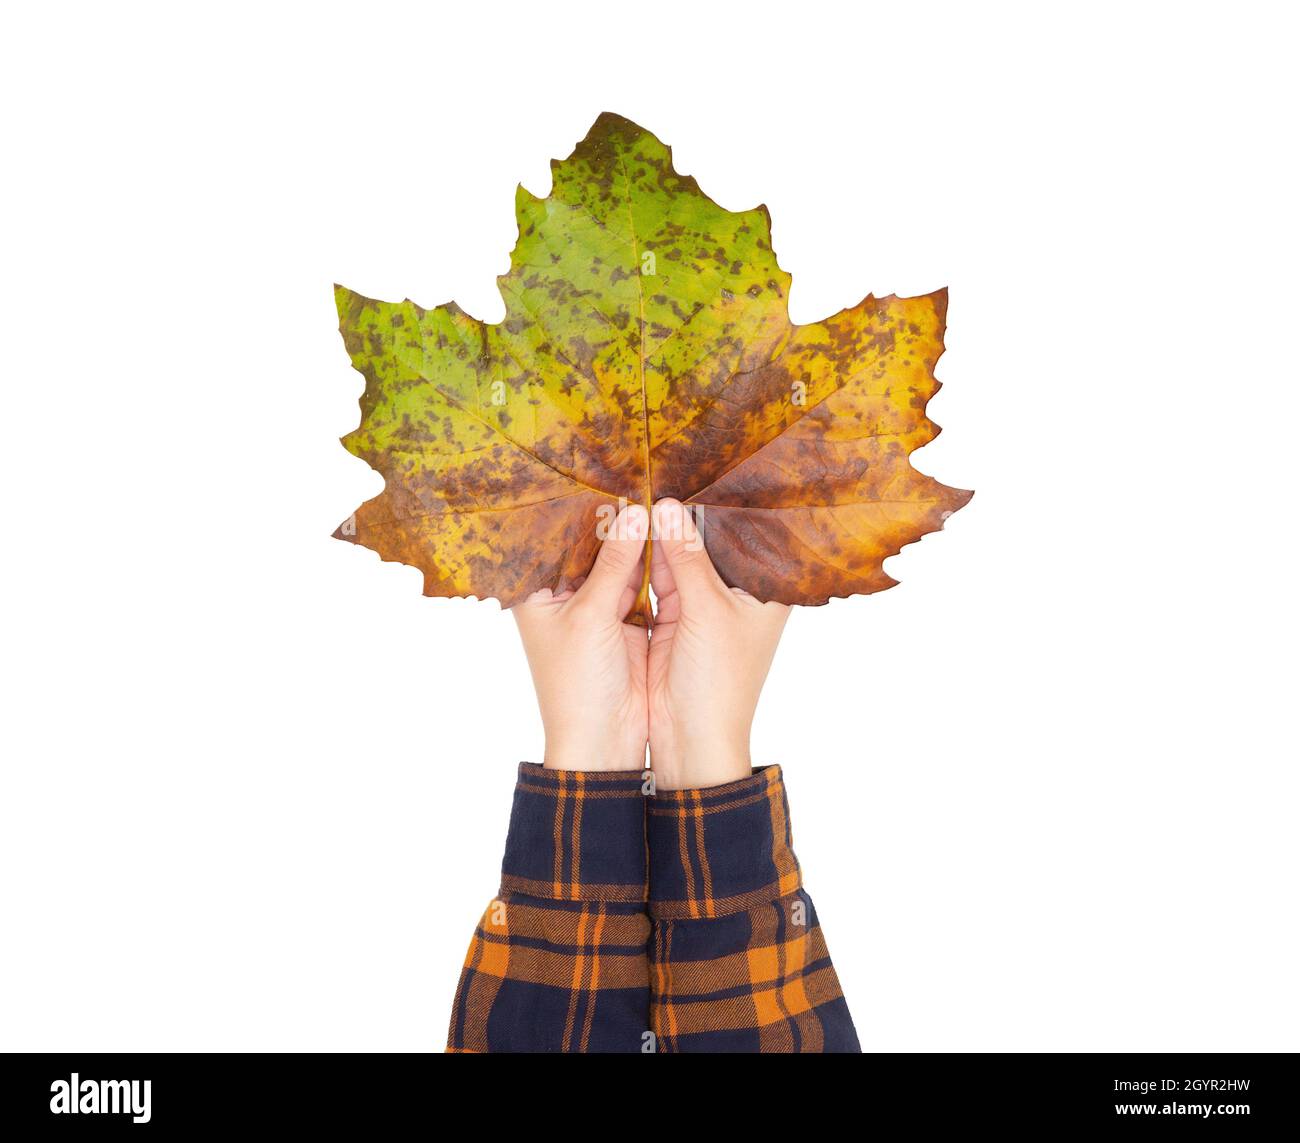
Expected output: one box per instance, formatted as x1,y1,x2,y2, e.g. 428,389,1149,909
511,503,650,772
646,499,790,791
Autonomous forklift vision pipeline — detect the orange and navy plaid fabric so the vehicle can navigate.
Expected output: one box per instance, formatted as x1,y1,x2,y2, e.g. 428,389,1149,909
446,765,650,1053
647,769,858,1052
446,763,858,1053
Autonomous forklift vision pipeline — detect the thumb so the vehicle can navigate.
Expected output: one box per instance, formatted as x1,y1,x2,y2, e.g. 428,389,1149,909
573,502,649,614
652,499,723,603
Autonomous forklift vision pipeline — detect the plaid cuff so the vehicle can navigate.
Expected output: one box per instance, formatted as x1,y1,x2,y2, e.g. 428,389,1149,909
499,763,649,904
647,766,802,920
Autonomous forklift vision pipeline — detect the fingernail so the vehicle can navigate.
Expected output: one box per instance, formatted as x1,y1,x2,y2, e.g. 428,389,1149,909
652,499,682,537
625,503,649,540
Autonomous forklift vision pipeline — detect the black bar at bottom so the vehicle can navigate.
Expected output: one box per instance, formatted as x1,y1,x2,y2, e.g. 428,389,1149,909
2,1052,1295,1130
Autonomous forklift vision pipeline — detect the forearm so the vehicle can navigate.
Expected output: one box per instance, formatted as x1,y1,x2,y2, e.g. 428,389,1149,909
447,764,651,1053
645,766,859,1053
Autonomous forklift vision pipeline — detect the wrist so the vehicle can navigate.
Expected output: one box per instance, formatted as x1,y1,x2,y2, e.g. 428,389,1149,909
648,735,751,791
543,731,647,773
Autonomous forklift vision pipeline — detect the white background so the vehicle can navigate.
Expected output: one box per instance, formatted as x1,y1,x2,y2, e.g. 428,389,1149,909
2,1,1296,1052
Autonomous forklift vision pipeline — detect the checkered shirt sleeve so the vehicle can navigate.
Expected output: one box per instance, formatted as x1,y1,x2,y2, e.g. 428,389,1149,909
447,763,858,1053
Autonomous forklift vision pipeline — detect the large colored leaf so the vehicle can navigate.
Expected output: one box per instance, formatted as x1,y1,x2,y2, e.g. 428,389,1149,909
334,112,970,622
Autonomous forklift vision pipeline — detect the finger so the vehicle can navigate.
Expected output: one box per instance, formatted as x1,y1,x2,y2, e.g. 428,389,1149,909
651,499,725,606
516,586,576,605
572,502,649,615
511,587,566,621
649,532,681,626
616,551,644,623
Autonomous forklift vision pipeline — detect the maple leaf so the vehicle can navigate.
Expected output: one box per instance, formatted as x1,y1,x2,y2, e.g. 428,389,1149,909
334,112,971,623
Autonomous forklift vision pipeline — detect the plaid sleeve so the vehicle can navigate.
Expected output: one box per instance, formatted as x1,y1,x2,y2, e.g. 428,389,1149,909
446,763,652,1053
646,766,860,1053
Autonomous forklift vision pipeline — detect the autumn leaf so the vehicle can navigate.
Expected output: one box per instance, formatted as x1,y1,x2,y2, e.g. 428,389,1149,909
334,112,970,623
